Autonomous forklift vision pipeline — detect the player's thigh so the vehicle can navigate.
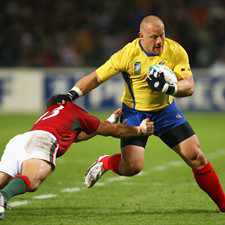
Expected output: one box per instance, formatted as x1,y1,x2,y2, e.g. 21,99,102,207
120,104,149,169
0,172,12,188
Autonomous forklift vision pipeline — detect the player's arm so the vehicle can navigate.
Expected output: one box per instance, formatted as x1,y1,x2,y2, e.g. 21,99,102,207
172,44,195,97
70,71,102,98
76,120,153,142
76,108,122,142
72,47,128,99
46,71,102,106
94,107,154,138
46,48,127,106
96,119,154,138
76,109,154,141
175,76,194,97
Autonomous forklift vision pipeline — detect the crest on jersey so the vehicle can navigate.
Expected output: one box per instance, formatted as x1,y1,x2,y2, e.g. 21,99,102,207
134,62,141,74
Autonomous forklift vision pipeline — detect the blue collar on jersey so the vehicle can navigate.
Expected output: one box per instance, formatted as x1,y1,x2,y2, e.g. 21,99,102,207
139,40,159,56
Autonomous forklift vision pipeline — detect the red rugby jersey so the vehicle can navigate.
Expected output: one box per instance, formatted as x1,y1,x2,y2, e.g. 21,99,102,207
31,102,100,157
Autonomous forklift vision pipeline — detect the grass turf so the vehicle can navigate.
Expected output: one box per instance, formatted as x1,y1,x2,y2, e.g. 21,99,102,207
0,112,225,225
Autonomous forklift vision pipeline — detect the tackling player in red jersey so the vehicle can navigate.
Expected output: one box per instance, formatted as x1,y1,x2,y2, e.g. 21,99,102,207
0,98,154,219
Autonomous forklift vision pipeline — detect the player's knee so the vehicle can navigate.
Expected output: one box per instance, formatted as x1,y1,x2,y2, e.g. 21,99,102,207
189,146,207,168
195,152,207,167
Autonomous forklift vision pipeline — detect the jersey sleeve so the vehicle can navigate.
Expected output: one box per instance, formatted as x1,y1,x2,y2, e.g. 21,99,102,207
96,44,130,82
79,112,100,134
173,43,192,80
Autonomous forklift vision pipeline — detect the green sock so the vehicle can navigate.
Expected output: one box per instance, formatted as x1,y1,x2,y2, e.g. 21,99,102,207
0,178,28,202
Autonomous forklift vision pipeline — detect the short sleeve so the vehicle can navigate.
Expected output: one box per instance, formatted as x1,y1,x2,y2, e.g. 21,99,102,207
79,112,100,134
173,44,192,80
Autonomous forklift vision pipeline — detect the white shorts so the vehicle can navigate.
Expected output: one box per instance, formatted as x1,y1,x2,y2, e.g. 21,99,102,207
0,130,58,177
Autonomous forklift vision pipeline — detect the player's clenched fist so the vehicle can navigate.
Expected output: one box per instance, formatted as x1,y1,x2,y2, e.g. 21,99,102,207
146,65,177,95
139,118,154,135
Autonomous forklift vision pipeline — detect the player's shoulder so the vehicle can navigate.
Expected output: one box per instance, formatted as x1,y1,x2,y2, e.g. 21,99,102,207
165,38,188,55
165,38,185,51
119,38,140,57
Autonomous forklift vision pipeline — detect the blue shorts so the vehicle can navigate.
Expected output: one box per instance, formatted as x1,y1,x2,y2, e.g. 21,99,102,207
121,102,194,148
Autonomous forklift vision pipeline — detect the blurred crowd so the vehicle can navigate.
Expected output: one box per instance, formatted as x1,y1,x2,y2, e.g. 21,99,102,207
0,0,224,68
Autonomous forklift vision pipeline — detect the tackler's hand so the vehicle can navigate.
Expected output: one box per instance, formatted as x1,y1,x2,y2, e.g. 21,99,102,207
138,118,154,136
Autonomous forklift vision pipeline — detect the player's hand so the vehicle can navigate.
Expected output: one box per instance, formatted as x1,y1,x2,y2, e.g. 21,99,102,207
111,108,122,118
46,90,79,107
139,118,154,136
107,108,122,124
147,66,176,95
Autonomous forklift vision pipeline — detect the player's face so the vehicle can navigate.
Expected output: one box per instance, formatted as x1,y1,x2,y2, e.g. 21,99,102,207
139,23,165,55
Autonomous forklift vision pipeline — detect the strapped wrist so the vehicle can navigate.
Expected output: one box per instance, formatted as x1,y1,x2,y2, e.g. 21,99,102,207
68,86,83,100
71,86,83,96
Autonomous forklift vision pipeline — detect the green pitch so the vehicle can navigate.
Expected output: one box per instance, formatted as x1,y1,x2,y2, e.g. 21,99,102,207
0,112,225,225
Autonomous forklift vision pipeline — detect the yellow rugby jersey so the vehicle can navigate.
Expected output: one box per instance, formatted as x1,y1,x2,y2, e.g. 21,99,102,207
96,38,192,111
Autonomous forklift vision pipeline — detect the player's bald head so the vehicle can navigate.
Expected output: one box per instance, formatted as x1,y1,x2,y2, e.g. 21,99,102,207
140,15,164,32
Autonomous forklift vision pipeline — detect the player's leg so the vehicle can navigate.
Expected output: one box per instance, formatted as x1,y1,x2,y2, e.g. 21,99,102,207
160,118,225,211
173,134,225,212
157,101,225,211
85,145,146,188
118,145,145,176
0,159,53,219
0,159,53,201
172,134,207,168
85,104,148,187
0,130,58,219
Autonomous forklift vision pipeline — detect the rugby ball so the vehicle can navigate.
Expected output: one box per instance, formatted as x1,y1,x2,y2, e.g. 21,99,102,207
150,64,177,84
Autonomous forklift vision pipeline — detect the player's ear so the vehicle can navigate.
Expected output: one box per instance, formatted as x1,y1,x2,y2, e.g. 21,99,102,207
46,96,58,108
139,32,143,38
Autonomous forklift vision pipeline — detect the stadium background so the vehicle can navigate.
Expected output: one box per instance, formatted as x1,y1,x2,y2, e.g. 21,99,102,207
0,1,225,225
0,0,224,113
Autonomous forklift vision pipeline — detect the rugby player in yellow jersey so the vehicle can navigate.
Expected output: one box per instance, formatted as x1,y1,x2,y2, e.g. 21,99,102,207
50,15,225,212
